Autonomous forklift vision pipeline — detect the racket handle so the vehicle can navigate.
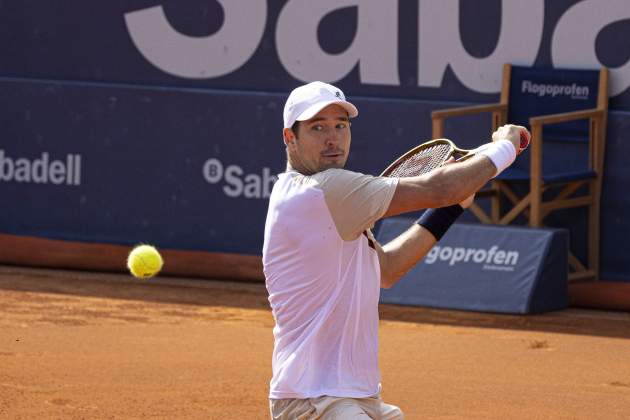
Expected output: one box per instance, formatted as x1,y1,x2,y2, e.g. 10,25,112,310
518,128,531,154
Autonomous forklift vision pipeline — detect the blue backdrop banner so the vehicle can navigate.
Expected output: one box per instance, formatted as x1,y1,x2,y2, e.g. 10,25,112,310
1,1,629,109
2,1,630,280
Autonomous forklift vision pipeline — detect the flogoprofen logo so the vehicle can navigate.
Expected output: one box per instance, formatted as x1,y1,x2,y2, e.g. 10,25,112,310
521,80,590,100
424,245,519,272
202,158,277,199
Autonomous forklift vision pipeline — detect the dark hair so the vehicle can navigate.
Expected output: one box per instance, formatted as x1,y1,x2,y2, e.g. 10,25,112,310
291,121,301,137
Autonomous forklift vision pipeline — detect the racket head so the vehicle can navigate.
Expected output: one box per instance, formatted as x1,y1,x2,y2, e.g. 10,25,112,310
380,138,460,177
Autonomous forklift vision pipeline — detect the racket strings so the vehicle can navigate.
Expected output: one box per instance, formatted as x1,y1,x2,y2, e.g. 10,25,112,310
387,143,452,177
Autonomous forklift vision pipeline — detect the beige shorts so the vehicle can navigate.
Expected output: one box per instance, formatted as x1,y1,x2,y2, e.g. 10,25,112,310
270,393,404,419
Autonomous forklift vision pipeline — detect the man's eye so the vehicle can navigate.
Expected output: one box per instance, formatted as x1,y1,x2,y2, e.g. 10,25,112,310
337,123,347,129
311,125,323,131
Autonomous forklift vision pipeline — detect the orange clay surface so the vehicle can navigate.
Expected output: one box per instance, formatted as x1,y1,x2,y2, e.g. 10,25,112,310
1,265,630,419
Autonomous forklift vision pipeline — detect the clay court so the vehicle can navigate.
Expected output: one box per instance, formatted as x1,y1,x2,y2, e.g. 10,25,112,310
1,265,629,419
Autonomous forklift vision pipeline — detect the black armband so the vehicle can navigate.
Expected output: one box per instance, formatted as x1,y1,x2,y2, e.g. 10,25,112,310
416,204,464,241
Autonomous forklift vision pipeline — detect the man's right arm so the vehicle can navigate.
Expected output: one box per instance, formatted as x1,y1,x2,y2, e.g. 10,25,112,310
382,154,495,217
382,124,526,217
376,124,528,287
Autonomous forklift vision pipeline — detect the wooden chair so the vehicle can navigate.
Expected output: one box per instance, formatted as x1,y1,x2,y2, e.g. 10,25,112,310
432,64,609,282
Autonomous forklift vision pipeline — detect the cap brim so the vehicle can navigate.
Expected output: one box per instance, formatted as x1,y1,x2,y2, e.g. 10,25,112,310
295,100,359,122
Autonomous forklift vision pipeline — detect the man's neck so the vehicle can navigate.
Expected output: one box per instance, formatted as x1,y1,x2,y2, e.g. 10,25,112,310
286,161,315,176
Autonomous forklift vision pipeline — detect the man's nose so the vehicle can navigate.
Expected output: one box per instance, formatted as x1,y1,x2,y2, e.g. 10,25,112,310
324,129,340,145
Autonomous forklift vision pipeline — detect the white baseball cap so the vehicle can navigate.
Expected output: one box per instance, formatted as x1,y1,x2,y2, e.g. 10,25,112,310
283,81,359,129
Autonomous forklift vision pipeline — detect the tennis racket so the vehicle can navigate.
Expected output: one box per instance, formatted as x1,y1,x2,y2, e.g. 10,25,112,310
380,130,530,177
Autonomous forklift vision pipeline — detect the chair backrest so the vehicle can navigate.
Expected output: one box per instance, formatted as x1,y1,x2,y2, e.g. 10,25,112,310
505,65,605,175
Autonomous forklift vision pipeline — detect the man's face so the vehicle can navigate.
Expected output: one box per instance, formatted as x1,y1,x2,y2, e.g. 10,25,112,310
284,104,351,175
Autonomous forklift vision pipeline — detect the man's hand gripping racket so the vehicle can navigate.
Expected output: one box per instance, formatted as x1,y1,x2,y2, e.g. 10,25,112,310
380,124,530,178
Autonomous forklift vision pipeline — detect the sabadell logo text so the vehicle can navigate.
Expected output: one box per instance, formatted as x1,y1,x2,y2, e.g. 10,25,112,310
202,158,277,199
0,150,82,186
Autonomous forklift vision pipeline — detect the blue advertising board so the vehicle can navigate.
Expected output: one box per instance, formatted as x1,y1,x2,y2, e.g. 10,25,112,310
1,1,630,280
377,219,569,314
0,78,491,254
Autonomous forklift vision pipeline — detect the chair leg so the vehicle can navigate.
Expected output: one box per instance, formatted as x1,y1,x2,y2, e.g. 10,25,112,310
589,181,600,281
490,180,501,223
468,203,493,224
529,124,543,227
530,189,542,227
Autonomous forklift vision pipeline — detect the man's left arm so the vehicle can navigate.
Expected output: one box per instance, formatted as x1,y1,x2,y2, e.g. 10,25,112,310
375,195,473,289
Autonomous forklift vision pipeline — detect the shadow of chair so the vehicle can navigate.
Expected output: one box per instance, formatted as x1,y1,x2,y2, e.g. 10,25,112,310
432,64,609,282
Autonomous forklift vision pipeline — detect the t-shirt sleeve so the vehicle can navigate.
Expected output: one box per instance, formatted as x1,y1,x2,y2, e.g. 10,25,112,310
314,168,398,241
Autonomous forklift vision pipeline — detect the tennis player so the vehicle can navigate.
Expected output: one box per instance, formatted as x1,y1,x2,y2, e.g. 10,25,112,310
263,81,527,419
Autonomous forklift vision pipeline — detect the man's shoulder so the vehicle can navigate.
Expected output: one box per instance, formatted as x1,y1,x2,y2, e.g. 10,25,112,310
313,168,368,183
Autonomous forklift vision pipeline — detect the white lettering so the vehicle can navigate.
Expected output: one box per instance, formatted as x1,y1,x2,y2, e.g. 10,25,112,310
74,155,81,185
521,80,589,99
425,246,439,264
450,247,466,265
66,154,73,186
439,246,453,261
122,2,630,99
0,150,81,186
483,265,515,272
32,152,48,183
424,244,518,269
243,173,262,198
49,161,65,185
552,0,630,96
418,0,544,92
472,249,487,263
485,246,498,263
14,158,30,182
505,251,519,265
276,0,399,84
0,150,14,180
202,158,224,184
223,165,244,198
493,250,506,265
203,158,277,199
125,2,266,79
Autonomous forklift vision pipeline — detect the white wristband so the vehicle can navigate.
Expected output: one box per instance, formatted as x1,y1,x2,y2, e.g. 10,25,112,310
476,139,517,177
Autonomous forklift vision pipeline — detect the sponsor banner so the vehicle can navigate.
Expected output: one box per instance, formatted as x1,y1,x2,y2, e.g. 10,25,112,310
1,78,629,279
377,219,569,314
1,79,489,254
0,80,288,253
0,1,629,110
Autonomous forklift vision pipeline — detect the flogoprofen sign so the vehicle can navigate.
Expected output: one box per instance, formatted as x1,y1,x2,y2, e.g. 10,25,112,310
424,245,519,271
378,219,569,314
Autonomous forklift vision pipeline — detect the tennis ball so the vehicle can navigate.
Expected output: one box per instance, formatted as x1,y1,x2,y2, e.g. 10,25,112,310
126,244,163,279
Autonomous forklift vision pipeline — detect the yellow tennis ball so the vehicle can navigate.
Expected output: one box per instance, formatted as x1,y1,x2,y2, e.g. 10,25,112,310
126,244,164,279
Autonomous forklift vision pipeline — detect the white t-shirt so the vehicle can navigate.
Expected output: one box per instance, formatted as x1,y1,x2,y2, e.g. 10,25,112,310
263,168,398,399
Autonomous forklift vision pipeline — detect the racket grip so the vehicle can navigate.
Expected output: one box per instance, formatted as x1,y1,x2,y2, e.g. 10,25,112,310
518,128,531,154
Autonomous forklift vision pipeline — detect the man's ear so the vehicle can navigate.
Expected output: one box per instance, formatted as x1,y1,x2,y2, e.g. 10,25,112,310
283,127,296,148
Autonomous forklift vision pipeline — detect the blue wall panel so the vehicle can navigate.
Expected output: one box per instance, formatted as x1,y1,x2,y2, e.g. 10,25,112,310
1,78,629,282
1,1,629,279
1,79,485,255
